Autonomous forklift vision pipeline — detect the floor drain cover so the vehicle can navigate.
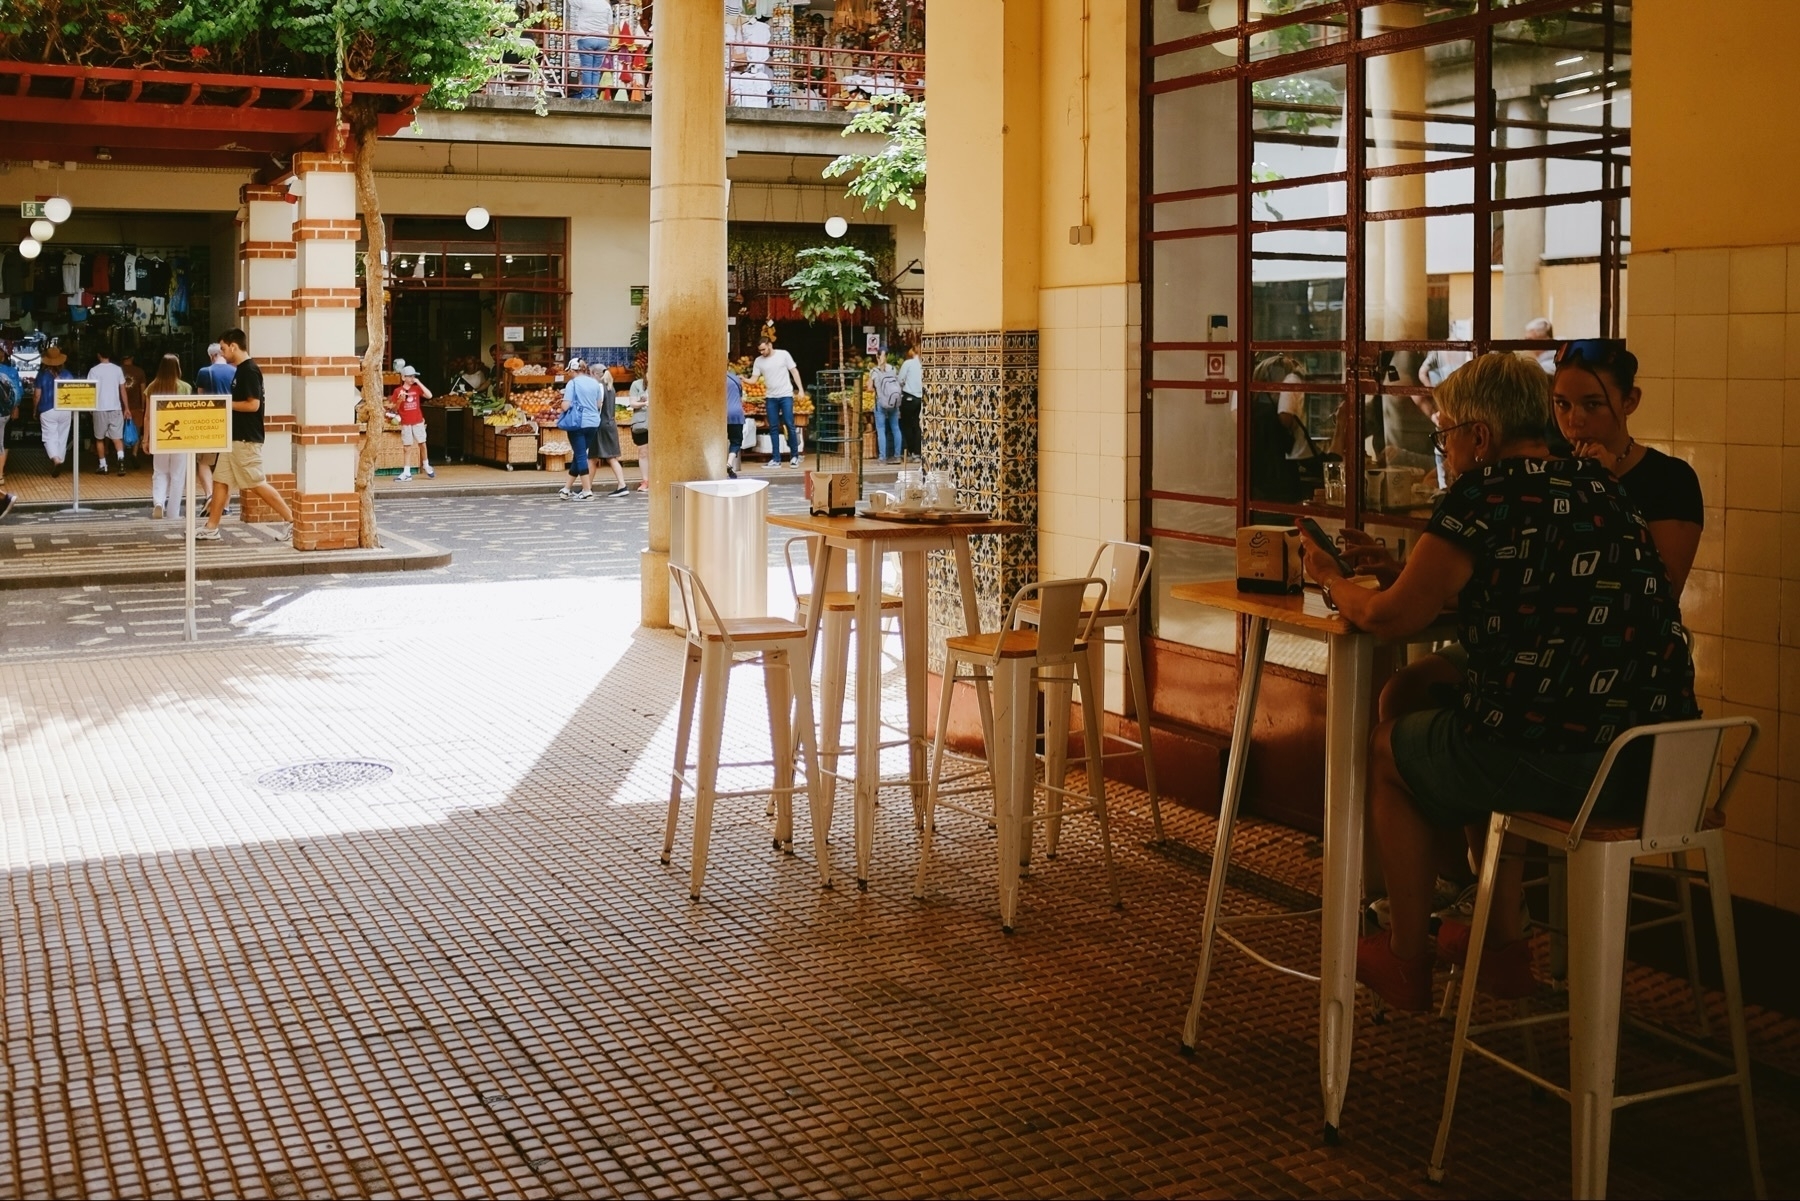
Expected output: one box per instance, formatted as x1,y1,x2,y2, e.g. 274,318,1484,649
257,759,395,793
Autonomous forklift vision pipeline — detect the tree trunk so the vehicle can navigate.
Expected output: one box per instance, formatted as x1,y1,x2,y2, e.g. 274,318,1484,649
350,114,385,549
834,311,844,373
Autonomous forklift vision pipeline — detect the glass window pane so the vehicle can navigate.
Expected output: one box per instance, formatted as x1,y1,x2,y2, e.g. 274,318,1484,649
1252,64,1348,185
1247,349,1347,509
1151,386,1237,500
1153,81,1237,196
1253,230,1345,342
1150,537,1237,651
1247,17,1351,63
1253,176,1344,225
1153,194,1238,235
1492,200,1607,341
1360,1,1478,34
1152,234,1238,344
1151,498,1237,538
498,216,563,245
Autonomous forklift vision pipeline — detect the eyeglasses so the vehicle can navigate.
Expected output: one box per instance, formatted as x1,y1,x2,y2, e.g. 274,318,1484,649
1554,338,1637,374
1429,420,1482,454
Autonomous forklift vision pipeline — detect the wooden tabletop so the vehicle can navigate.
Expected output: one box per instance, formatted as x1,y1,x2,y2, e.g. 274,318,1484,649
768,512,1029,540
1168,578,1370,635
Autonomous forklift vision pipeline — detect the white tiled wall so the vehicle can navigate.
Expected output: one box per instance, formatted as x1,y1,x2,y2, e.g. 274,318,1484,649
1038,282,1142,705
1632,244,1800,913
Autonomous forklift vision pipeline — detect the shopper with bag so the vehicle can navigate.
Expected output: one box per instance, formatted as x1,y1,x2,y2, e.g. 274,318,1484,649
868,349,903,464
144,354,191,519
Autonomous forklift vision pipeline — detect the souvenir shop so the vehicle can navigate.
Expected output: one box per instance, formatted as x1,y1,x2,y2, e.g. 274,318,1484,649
0,211,220,381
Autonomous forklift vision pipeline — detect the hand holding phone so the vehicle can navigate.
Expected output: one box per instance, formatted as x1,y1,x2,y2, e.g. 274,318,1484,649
1296,517,1355,578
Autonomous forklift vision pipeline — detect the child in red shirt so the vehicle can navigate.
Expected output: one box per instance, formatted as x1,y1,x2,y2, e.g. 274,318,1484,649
389,365,435,479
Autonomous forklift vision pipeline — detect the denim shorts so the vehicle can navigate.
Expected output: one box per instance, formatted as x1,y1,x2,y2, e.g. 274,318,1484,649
1391,708,1645,829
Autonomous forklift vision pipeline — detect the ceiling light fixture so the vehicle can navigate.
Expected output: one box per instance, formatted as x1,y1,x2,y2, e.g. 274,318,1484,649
44,196,72,223
19,238,42,259
29,219,55,242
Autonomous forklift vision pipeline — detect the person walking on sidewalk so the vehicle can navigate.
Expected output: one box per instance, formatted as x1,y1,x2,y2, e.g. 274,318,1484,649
390,366,436,481
629,379,652,493
36,348,74,477
725,369,745,479
0,360,20,487
88,349,129,476
897,342,925,464
589,362,629,495
196,328,294,543
193,343,235,498
120,353,148,469
752,337,804,468
868,349,902,465
145,354,191,520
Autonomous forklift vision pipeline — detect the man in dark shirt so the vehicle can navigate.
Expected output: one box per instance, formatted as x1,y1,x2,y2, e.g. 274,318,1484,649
196,328,294,543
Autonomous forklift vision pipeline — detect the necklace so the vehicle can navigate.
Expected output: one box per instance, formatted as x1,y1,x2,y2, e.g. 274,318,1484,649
1617,436,1636,466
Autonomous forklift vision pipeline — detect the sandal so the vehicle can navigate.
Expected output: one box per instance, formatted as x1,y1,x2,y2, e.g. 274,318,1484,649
1435,919,1538,1000
1356,932,1433,1012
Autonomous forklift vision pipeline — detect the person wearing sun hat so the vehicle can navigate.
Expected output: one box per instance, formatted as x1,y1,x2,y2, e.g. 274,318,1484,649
36,346,74,477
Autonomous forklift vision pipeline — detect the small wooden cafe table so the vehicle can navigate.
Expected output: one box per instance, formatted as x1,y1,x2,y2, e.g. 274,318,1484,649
768,511,1028,891
1169,578,1454,1145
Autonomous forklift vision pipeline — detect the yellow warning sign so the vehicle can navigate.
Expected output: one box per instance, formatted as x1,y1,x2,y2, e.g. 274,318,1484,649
148,394,232,454
53,379,98,411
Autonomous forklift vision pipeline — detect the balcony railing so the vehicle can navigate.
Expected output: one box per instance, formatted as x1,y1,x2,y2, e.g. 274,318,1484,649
483,28,923,111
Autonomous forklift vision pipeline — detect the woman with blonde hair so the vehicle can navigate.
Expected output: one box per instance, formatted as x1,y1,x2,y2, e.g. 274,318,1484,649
1297,353,1695,1011
145,354,191,519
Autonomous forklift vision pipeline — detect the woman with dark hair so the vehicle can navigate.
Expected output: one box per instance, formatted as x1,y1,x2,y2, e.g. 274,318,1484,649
145,354,191,519
1552,339,1704,599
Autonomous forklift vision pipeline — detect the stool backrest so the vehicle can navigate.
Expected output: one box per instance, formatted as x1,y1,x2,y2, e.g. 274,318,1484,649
668,562,726,649
998,577,1107,665
1564,716,1760,852
1085,540,1154,614
782,535,822,609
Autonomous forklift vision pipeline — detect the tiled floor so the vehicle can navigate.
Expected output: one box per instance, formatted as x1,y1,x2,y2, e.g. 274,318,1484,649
3,582,1798,1199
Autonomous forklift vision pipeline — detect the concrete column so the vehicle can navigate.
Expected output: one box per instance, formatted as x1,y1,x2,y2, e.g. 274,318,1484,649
641,0,728,626
1363,4,1428,342
1501,95,1547,341
238,183,297,523
288,150,363,550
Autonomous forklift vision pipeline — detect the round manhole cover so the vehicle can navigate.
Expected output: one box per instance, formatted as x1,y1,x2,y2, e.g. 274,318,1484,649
257,759,395,793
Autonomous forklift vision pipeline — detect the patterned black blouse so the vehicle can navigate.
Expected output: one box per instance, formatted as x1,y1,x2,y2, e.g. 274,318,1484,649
1427,456,1698,754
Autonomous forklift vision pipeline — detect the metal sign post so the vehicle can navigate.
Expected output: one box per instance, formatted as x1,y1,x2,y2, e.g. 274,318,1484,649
147,393,232,642
53,379,98,515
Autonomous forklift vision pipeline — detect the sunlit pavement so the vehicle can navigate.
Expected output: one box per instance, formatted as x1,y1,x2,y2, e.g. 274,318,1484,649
3,495,1800,1198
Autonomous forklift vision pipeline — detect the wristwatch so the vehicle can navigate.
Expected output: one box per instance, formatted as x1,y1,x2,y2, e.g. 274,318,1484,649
1320,578,1338,611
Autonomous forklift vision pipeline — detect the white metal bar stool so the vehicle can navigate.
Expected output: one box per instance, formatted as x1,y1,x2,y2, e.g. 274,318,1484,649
915,577,1122,933
662,563,830,900
1430,716,1765,1200
783,536,907,795
1016,540,1162,850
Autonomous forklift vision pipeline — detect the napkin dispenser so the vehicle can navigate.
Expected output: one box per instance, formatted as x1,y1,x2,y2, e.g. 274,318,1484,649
806,470,860,517
1235,524,1303,594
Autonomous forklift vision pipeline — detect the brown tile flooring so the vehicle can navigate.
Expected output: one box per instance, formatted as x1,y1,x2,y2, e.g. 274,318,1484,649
4,630,1800,1198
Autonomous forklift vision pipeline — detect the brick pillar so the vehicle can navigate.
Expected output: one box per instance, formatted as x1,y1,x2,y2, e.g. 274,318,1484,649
289,150,363,551
238,182,299,524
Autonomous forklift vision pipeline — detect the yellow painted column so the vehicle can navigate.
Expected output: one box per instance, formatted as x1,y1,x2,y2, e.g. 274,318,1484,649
922,0,1043,645
641,0,729,627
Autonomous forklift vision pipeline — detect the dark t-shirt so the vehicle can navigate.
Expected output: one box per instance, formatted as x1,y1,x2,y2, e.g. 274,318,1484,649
1617,446,1705,527
231,358,265,444
1427,456,1697,753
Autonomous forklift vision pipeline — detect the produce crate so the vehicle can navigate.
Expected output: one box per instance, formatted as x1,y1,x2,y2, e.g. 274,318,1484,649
375,427,407,473
468,422,543,470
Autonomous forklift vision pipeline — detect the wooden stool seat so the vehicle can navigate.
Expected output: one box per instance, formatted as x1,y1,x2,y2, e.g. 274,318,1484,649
945,630,1087,661
695,616,810,643
1016,598,1130,622
799,590,904,614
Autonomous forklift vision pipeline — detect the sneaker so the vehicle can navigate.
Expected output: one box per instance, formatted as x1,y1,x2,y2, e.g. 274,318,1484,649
1356,932,1433,1012
96,459,108,474
608,486,629,498
275,522,292,543
50,460,62,478
397,470,412,481
423,465,436,478
557,485,574,498
726,468,738,479
116,457,127,476
576,490,595,500
1435,920,1539,1000
152,504,165,520
0,493,15,522
194,527,222,542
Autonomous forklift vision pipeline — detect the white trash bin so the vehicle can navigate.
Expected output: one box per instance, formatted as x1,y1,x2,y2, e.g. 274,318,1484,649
670,478,769,626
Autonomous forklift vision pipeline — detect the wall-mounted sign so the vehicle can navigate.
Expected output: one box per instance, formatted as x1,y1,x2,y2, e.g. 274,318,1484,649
19,201,46,219
630,286,648,306
502,325,525,342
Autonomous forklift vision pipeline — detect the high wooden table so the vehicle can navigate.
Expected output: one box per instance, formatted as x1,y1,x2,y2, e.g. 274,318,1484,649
768,512,1028,891
1168,578,1452,1145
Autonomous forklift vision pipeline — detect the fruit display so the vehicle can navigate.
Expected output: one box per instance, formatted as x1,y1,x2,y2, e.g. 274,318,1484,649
510,387,562,425
482,404,535,430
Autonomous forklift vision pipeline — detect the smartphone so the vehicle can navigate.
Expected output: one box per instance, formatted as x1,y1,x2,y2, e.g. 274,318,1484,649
1296,517,1356,577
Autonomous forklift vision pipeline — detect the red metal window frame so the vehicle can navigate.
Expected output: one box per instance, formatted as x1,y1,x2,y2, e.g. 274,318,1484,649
1139,0,1630,646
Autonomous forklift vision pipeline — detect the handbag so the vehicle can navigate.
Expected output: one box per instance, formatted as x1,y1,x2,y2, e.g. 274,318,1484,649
556,405,582,431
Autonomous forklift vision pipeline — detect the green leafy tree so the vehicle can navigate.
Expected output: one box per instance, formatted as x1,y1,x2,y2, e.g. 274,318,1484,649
821,96,925,212
157,0,531,546
784,246,885,369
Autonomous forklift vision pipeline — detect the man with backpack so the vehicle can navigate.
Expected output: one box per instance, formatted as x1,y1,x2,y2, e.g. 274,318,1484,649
868,349,903,465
